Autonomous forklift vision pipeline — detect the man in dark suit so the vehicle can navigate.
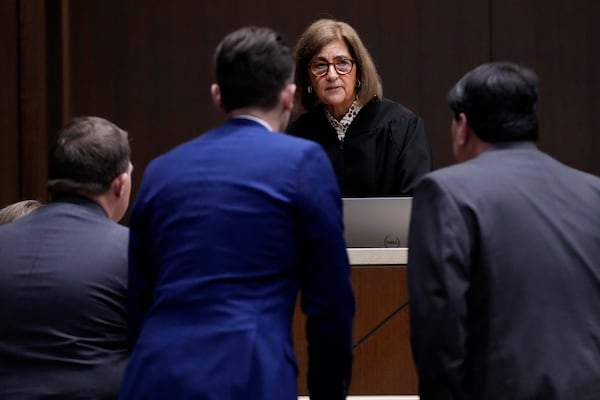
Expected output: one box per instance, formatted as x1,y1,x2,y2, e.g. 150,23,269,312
407,62,600,400
0,116,133,399
119,26,355,400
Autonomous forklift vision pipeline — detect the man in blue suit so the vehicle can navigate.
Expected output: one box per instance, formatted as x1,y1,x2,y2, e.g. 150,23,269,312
0,116,133,399
120,26,355,400
408,62,600,399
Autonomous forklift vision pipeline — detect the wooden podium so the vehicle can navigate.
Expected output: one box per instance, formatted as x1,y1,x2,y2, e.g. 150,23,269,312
292,248,418,395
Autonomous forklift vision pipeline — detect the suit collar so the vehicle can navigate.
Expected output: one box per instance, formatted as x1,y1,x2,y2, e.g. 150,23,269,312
485,141,538,152
51,194,107,218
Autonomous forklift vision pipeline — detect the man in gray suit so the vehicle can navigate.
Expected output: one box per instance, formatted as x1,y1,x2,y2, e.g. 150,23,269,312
0,116,133,399
407,62,600,400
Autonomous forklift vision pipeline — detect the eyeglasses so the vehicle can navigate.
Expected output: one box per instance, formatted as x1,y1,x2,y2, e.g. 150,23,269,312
308,58,356,77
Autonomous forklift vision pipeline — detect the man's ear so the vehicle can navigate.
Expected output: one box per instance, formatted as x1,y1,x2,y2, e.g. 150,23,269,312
455,112,471,147
112,172,128,198
210,83,223,110
281,83,296,111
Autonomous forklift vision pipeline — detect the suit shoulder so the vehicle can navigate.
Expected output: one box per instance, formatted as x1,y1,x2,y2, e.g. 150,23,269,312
105,220,129,237
269,132,328,162
415,163,479,194
82,215,130,248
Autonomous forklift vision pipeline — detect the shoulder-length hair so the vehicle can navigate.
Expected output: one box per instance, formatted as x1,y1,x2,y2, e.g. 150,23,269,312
294,19,383,111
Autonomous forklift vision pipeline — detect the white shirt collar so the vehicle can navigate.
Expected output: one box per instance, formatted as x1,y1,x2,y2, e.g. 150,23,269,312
234,115,273,132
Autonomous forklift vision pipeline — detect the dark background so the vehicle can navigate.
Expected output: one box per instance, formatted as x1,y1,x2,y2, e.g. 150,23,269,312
1,0,598,395
2,0,599,212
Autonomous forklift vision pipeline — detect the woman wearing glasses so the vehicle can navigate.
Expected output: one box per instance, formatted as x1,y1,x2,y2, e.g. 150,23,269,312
287,19,432,196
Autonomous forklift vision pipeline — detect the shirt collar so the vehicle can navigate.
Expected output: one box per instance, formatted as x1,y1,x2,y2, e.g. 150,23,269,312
233,115,273,132
324,99,362,141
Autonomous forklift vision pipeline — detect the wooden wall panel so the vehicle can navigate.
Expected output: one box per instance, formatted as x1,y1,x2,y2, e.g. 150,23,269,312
45,0,70,137
18,0,50,203
409,1,491,169
492,0,600,177
0,0,19,207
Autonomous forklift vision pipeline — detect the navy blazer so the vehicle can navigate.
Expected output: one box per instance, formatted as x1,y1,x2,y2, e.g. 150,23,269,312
408,142,600,400
0,195,128,399
121,118,355,400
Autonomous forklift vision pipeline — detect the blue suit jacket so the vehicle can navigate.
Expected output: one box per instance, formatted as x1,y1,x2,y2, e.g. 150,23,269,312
121,118,355,400
0,195,128,399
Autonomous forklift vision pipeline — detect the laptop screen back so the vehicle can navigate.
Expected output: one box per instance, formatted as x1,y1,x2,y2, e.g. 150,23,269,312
342,197,412,248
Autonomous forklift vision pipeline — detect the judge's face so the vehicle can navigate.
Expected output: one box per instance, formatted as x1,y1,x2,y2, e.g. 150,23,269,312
308,39,357,120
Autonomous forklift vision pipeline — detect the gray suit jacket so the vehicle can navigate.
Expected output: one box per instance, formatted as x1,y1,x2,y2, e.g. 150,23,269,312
0,195,128,399
408,142,600,400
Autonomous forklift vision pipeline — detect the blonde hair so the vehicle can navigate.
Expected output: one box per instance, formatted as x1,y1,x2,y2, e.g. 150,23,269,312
0,200,43,225
294,18,383,111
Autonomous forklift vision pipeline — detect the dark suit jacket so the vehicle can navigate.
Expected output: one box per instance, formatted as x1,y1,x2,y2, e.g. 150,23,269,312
120,118,355,400
0,195,128,399
408,142,600,400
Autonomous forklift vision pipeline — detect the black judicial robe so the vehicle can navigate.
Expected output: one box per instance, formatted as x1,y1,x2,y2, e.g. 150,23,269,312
287,97,432,196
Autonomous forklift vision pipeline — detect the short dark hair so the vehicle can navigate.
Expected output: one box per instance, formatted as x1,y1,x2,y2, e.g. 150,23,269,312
49,116,131,194
294,18,383,111
447,61,539,142
213,26,294,113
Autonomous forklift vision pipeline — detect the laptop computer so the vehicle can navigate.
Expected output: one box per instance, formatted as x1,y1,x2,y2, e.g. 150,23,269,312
342,197,412,248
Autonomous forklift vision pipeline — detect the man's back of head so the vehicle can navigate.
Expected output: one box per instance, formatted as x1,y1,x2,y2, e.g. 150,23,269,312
212,26,295,113
447,61,539,143
49,116,133,221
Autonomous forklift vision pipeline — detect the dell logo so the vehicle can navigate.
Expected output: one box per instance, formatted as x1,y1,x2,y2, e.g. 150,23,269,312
383,235,401,248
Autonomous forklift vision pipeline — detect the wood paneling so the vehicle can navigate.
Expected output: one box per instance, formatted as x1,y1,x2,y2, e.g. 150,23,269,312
492,0,600,177
0,0,19,207
409,1,491,169
293,266,416,395
45,0,70,136
18,0,50,203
